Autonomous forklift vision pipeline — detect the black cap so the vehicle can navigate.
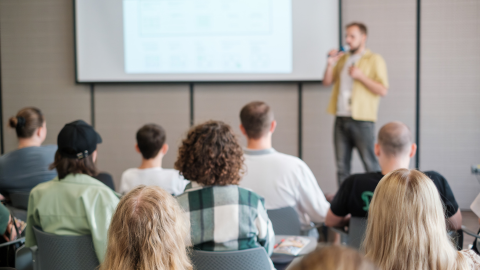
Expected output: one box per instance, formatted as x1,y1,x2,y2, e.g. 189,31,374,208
57,120,102,160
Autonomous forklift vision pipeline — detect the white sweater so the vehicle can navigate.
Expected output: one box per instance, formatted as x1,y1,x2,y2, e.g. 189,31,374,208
240,148,330,226
120,167,189,196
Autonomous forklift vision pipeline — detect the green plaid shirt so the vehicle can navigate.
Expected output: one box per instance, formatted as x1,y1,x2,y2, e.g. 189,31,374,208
176,182,275,255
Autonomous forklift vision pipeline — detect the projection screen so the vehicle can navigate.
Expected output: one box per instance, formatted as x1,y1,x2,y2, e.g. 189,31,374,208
75,0,339,82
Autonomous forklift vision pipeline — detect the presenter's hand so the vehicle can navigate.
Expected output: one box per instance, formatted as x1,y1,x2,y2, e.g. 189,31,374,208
348,66,364,80
327,49,344,66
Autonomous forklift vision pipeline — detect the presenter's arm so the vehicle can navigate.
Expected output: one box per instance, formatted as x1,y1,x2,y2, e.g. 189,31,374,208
349,55,389,97
349,66,388,97
323,49,343,86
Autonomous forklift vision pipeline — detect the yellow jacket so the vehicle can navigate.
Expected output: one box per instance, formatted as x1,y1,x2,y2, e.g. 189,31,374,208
327,49,389,122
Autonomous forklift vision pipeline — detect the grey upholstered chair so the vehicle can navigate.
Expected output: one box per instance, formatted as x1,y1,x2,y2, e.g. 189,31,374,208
31,227,99,270
190,247,272,270
9,192,30,210
267,207,302,235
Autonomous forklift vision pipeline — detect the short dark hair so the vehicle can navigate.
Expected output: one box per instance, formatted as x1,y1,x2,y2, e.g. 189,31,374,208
174,121,244,186
9,107,45,138
136,124,166,159
49,151,98,180
378,122,413,157
240,101,274,139
346,22,368,35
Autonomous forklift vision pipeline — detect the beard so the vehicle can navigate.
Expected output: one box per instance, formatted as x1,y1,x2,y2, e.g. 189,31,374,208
349,45,361,54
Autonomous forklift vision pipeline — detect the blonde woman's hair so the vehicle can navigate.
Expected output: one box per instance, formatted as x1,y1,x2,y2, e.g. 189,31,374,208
296,245,378,270
363,169,469,270
100,186,192,270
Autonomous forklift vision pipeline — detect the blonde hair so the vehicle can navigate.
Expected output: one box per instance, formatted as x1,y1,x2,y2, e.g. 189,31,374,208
363,169,468,270
296,245,378,270
100,186,192,270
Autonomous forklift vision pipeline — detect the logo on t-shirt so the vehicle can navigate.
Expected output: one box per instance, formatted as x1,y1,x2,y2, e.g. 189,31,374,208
361,191,374,211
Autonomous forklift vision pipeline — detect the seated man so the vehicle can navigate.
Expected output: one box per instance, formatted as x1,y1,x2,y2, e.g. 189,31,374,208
119,124,189,195
25,120,120,263
325,121,462,231
239,101,330,226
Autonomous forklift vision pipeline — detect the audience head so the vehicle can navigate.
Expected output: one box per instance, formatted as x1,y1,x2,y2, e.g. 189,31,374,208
9,107,46,143
375,122,416,167
346,22,367,53
240,101,276,140
100,186,192,270
363,168,468,270
136,124,168,160
50,120,102,179
175,120,244,186
295,245,378,270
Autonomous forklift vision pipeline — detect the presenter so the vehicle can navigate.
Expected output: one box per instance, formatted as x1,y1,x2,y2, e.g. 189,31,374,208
323,22,389,186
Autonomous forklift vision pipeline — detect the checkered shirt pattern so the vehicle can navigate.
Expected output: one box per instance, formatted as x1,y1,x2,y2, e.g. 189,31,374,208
176,182,275,255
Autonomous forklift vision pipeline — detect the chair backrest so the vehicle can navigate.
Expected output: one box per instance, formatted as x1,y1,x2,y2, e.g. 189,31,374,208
267,207,302,235
5,205,27,222
32,227,99,270
190,247,271,270
9,192,30,210
347,217,368,249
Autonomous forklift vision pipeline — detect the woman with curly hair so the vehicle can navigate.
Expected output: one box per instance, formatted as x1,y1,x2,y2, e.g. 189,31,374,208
175,120,275,256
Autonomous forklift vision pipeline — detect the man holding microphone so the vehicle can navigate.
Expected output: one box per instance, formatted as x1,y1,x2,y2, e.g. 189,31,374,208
323,22,389,187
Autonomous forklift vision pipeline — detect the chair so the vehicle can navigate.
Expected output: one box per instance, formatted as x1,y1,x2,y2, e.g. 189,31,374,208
31,227,99,270
9,192,30,211
190,247,272,270
462,225,480,251
448,229,463,250
0,237,25,269
267,207,302,235
347,217,367,249
4,206,27,224
331,217,367,250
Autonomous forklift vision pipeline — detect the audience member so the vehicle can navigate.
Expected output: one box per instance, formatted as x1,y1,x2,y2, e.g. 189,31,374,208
0,107,57,196
0,203,17,242
175,121,275,256
326,121,461,231
238,101,330,226
291,245,379,270
25,120,120,263
120,124,189,195
100,186,192,270
363,169,480,269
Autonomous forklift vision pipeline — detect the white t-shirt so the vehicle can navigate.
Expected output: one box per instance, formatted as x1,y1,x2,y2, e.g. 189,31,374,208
240,148,330,226
119,167,189,196
336,53,363,117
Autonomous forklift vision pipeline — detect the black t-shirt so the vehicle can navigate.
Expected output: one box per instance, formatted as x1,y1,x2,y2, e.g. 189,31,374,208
330,171,459,218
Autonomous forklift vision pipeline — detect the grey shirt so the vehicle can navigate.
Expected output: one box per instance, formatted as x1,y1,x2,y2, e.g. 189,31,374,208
0,145,57,195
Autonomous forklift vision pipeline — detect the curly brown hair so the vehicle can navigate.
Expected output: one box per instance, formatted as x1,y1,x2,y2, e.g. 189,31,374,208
174,120,244,186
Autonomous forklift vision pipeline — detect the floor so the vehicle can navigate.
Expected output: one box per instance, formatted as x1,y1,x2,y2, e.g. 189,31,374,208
462,211,479,250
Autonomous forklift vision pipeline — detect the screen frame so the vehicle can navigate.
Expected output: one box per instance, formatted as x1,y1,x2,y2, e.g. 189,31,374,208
73,0,342,84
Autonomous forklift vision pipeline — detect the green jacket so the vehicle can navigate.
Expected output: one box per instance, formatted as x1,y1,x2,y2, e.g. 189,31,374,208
25,174,120,263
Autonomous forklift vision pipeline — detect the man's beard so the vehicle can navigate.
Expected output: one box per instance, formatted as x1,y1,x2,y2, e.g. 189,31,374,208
349,45,360,54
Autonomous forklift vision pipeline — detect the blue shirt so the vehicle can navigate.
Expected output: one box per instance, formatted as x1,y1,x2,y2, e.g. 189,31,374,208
0,145,57,195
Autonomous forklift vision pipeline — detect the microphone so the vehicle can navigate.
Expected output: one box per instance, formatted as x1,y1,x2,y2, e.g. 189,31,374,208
340,45,350,53
328,45,350,57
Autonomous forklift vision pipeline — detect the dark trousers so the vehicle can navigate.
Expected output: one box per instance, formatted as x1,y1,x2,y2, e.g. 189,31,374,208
334,117,380,186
